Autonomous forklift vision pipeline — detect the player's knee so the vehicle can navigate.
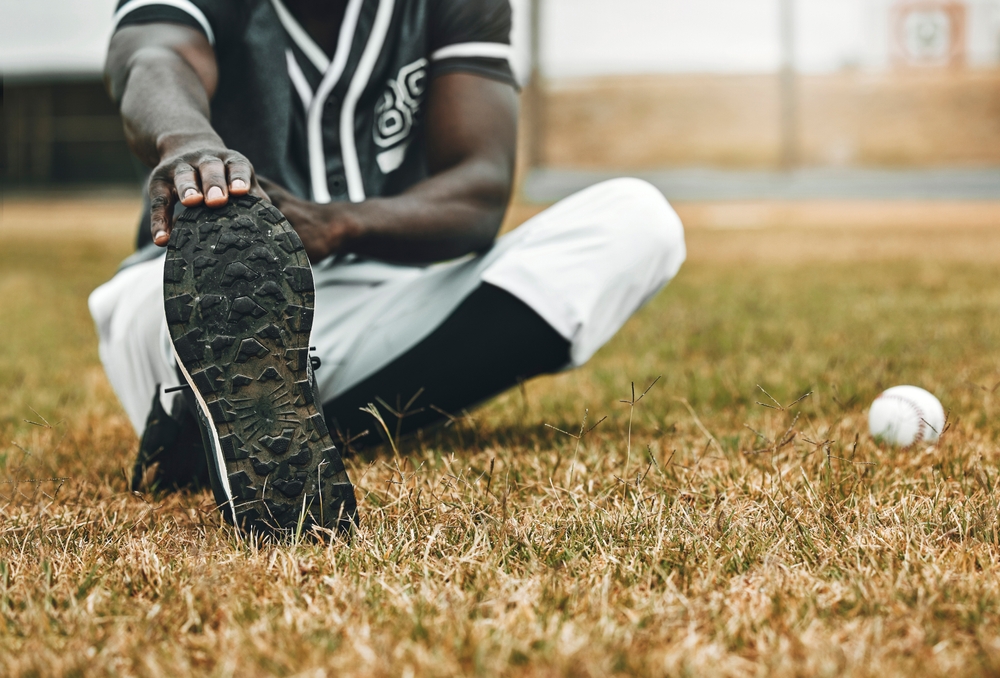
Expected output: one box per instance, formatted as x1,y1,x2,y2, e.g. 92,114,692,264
600,177,686,265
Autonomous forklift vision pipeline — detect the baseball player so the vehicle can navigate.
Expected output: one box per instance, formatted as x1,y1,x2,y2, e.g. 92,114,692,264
90,0,687,534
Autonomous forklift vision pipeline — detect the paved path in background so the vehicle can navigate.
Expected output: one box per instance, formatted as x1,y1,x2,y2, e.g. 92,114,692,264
523,168,1000,202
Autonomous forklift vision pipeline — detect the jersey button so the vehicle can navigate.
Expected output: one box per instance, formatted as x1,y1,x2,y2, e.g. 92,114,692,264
329,175,346,195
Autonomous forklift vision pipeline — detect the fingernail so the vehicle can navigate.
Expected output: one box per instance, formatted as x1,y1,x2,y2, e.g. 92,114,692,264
183,188,199,199
207,186,224,201
231,179,247,190
154,230,168,242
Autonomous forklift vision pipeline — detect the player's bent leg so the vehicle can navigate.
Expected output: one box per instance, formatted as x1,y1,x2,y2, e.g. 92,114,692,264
312,178,684,448
481,177,686,366
322,283,570,447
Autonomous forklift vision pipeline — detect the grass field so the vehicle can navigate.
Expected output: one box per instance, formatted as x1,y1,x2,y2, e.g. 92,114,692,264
5,196,1000,676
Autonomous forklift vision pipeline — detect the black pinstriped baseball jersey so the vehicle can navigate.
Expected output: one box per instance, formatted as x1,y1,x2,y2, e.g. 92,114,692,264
113,0,515,209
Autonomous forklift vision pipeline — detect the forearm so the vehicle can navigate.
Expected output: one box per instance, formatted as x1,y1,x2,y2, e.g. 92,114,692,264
342,159,511,262
118,47,220,166
342,72,516,263
106,25,260,245
268,156,512,265
108,25,222,166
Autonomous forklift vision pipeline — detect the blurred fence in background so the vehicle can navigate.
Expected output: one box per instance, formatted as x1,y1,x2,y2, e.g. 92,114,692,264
4,79,138,187
534,70,1000,169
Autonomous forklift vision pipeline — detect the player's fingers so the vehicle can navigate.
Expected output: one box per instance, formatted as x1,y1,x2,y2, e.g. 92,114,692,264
225,156,253,195
197,156,229,207
149,178,175,247
172,163,203,206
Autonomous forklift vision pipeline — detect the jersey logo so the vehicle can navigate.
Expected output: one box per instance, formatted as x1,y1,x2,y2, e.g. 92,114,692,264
373,58,427,174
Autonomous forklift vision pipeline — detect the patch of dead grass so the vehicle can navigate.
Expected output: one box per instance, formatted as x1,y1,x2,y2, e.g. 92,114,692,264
5,200,1000,676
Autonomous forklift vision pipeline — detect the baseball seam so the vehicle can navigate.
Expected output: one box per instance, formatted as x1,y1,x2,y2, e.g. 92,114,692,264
874,393,927,446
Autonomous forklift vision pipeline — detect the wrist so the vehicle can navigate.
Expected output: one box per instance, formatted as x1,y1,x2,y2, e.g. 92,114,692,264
325,202,365,253
155,131,225,160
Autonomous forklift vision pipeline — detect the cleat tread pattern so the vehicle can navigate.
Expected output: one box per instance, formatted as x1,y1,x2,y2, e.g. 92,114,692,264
250,457,279,475
284,266,313,293
229,296,267,321
164,258,187,283
287,444,313,466
285,306,313,333
216,231,250,253
228,471,257,500
257,324,282,341
220,433,249,461
231,374,253,392
172,328,205,364
235,338,269,362
222,262,259,286
259,428,295,455
258,366,281,382
164,294,195,324
191,365,225,394
272,475,306,498
256,280,285,299
209,334,236,356
164,195,356,537
193,255,217,275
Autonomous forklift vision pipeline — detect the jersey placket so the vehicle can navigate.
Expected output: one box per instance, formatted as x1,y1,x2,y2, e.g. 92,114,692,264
270,0,366,204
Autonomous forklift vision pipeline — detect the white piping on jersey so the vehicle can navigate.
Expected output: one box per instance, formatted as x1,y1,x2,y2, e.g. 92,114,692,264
112,0,216,45
305,0,366,203
430,42,513,63
270,0,330,72
341,0,396,203
286,49,314,110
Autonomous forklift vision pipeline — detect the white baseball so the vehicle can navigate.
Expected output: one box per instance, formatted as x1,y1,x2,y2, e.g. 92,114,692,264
868,385,945,447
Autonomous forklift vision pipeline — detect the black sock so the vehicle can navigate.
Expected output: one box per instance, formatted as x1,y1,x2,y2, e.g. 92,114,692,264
323,283,570,448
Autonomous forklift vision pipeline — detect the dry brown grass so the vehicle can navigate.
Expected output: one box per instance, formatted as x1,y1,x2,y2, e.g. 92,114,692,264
5,197,1000,676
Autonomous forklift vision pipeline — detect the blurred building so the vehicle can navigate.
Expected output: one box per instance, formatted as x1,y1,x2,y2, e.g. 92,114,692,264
2,0,137,187
533,0,1000,169
3,0,1000,187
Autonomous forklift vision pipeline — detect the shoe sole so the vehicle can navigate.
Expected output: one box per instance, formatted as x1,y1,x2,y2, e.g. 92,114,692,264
162,195,357,536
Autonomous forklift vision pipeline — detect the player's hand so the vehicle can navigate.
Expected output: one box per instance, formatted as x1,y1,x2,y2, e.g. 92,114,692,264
258,177,359,263
148,137,269,246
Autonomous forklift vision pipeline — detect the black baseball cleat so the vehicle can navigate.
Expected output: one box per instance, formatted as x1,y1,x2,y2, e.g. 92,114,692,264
162,195,357,537
132,387,210,493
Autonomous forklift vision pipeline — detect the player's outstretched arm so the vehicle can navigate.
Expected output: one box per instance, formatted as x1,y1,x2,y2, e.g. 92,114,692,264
106,24,265,246
263,72,517,264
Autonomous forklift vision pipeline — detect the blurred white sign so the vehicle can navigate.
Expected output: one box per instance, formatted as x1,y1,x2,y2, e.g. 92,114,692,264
892,1,966,66
904,10,953,57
